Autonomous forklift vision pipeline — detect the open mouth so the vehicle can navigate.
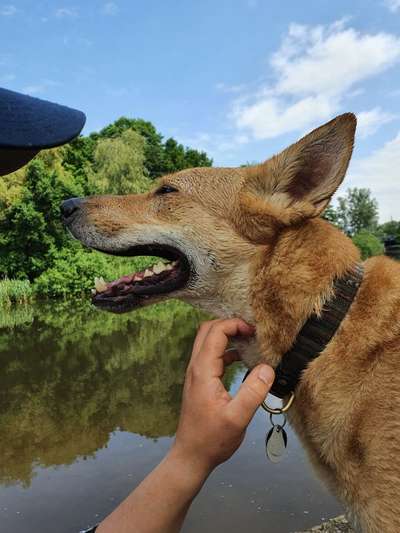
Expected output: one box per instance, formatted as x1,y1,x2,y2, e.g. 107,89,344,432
91,244,191,313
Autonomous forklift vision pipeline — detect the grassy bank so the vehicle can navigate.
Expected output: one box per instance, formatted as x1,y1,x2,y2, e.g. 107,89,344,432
0,279,33,306
0,252,154,305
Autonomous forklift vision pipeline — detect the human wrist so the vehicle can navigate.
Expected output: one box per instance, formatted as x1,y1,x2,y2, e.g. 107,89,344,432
165,444,213,494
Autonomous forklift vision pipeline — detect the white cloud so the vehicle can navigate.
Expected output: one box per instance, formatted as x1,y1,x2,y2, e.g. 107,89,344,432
232,21,400,140
55,7,78,18
233,94,337,139
180,131,249,161
347,133,400,221
102,2,118,15
0,5,17,16
356,108,397,138
384,0,400,13
272,22,400,97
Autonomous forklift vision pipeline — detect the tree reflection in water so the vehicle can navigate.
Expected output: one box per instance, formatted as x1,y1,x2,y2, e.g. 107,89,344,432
0,301,241,488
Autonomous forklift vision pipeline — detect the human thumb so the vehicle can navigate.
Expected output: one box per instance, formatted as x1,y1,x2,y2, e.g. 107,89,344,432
228,365,275,428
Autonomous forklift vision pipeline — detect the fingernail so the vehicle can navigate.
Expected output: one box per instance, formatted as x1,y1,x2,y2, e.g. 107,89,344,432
258,365,274,385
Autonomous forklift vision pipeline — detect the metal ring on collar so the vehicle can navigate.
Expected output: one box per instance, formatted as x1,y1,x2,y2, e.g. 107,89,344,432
261,391,295,414
241,370,295,414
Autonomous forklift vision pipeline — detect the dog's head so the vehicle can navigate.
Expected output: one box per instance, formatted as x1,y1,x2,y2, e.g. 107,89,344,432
62,113,356,315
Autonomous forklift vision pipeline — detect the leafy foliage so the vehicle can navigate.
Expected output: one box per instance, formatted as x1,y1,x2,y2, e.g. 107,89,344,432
321,203,339,225
163,137,212,173
323,188,398,259
0,301,220,486
0,116,212,294
95,117,212,178
93,129,150,194
378,220,400,241
0,158,83,280
33,245,110,297
97,117,165,178
352,230,384,260
0,279,33,306
334,188,379,236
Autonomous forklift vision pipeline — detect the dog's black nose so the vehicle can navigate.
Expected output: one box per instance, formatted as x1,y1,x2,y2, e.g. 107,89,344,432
61,197,83,220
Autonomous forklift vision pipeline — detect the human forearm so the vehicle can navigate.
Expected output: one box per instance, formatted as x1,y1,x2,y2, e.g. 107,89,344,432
95,319,274,533
96,447,210,533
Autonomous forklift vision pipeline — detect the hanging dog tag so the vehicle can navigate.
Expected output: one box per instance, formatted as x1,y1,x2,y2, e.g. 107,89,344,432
265,424,287,463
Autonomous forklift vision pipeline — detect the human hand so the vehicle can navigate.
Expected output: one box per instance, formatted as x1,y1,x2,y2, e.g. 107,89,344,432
169,318,275,478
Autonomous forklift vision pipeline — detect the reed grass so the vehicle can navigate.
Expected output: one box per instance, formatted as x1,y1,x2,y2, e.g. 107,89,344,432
0,304,34,328
0,279,33,306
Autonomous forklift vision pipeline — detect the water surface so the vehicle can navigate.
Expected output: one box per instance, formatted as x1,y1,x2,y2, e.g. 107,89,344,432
0,301,342,532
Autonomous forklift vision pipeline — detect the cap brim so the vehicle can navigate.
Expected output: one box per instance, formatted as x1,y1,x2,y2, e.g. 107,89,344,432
0,87,86,150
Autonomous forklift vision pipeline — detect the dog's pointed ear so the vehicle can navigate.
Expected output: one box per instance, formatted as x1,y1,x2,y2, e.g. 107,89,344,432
236,113,356,242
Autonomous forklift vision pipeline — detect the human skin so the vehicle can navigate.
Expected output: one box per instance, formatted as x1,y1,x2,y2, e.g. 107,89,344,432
96,318,275,533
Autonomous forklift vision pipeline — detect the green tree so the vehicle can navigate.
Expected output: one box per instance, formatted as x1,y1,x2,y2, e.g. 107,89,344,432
96,117,212,178
378,220,400,240
0,159,83,280
0,301,210,485
352,230,384,259
0,116,214,290
93,129,150,195
97,117,165,178
163,138,212,173
336,188,379,236
62,136,97,195
322,204,339,225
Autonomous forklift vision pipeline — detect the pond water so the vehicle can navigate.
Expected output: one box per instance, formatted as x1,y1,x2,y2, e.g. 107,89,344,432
0,301,342,533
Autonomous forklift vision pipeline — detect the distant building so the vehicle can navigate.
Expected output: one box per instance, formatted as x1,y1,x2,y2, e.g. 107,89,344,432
384,236,400,260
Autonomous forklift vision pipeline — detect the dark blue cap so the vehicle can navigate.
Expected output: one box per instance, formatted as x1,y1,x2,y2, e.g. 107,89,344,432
0,87,86,175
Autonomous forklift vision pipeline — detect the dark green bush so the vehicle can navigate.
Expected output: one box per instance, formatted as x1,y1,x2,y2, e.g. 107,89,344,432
352,230,384,260
33,246,110,297
33,245,154,298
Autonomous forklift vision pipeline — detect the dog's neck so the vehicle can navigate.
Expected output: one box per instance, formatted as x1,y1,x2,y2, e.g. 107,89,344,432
187,260,256,323
251,218,360,367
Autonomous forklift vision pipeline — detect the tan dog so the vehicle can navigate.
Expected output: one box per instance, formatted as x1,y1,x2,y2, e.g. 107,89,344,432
62,114,400,532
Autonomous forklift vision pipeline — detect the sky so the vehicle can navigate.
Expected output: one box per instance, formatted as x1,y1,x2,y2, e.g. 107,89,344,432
1,0,400,221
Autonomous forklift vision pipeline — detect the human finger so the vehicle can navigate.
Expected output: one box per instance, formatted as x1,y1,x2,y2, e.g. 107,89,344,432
191,319,221,359
227,364,275,427
192,319,255,378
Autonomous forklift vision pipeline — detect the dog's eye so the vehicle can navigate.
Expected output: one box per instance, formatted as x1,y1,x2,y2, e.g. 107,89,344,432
155,185,179,195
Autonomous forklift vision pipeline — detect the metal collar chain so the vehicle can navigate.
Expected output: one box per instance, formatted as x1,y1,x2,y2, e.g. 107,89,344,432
261,391,295,415
242,370,291,463
242,369,295,414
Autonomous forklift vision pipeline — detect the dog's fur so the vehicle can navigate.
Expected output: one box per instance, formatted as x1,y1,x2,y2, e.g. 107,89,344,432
67,114,400,532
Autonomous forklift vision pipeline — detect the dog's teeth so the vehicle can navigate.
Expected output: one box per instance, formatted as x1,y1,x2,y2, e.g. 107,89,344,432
91,288,96,295
165,263,173,270
134,273,143,281
94,277,108,293
153,262,165,274
143,269,153,278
